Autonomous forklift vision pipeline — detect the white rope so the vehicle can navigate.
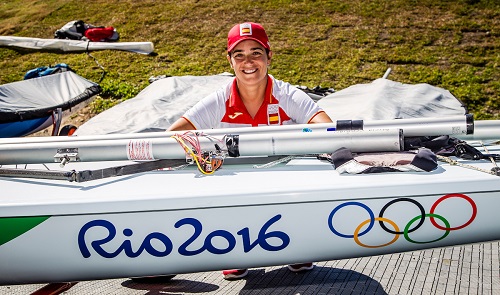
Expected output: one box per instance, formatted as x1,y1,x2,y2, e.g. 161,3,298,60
436,155,496,175
480,141,500,169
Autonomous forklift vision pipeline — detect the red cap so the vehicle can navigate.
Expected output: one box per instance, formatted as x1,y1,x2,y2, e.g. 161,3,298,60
227,22,270,53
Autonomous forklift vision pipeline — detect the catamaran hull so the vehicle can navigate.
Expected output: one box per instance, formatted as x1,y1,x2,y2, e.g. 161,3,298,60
1,157,499,285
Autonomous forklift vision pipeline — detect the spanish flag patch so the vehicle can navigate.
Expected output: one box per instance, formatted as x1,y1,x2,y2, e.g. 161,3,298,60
240,23,252,36
268,104,280,125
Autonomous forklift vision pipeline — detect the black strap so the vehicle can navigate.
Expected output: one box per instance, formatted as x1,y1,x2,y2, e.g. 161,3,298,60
0,159,187,183
75,159,187,182
404,135,499,161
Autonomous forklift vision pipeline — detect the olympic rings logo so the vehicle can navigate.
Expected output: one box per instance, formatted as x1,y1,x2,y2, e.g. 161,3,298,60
328,193,477,248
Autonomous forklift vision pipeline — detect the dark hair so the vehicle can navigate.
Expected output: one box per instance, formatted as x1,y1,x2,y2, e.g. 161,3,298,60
228,48,271,57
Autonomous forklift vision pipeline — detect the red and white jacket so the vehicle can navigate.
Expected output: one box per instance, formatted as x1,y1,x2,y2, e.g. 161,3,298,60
182,75,325,129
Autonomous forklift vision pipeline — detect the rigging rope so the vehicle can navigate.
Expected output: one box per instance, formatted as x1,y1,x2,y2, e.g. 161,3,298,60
436,155,498,176
86,47,107,83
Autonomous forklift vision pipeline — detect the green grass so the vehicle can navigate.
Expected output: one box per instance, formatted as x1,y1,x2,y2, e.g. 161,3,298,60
1,0,499,119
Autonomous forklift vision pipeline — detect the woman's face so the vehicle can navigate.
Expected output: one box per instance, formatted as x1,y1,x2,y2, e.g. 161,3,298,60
227,40,272,86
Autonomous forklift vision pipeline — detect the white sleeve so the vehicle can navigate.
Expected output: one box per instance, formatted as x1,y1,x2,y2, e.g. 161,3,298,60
275,81,323,124
182,88,226,130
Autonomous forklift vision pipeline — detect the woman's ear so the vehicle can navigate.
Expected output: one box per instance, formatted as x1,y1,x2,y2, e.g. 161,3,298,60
267,51,273,65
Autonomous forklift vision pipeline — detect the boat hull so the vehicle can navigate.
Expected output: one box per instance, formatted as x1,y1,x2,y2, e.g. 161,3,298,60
1,155,499,285
0,116,52,138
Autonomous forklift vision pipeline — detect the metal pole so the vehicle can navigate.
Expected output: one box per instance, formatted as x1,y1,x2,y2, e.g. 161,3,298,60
0,115,475,146
0,129,402,165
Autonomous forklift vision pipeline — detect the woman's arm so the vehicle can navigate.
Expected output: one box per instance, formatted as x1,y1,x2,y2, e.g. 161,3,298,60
309,111,333,124
167,117,196,131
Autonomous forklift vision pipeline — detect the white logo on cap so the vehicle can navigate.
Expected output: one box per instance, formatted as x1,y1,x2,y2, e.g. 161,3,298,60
239,23,252,36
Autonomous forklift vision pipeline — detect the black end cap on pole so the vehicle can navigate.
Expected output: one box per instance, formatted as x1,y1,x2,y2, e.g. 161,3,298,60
398,129,404,151
336,120,352,130
336,120,364,131
226,135,240,157
351,120,364,130
465,113,474,135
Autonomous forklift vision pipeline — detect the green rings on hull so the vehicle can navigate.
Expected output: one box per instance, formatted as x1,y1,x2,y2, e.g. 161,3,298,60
404,213,450,244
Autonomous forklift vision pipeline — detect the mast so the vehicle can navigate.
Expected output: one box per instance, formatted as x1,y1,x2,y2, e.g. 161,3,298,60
0,129,402,165
0,115,475,146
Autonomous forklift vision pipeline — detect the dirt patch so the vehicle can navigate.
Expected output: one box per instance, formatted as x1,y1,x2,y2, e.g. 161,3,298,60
30,102,97,137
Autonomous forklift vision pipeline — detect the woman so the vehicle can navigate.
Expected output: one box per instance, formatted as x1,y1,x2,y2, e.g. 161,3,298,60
169,22,332,280
168,22,332,131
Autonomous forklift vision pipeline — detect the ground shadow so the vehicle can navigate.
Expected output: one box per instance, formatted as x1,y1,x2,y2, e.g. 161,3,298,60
239,266,388,295
122,277,219,294
120,265,387,295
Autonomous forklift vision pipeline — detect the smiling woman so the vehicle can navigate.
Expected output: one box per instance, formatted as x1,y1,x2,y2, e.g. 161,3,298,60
166,22,333,280
227,40,271,118
167,22,332,131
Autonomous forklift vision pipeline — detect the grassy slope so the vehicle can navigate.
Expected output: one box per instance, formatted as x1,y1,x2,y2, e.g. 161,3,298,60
0,0,499,119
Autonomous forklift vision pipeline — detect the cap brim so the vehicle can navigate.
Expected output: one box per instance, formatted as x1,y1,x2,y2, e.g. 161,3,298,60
228,37,269,52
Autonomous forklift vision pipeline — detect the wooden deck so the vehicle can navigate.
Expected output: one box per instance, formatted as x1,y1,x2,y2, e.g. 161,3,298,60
1,241,499,295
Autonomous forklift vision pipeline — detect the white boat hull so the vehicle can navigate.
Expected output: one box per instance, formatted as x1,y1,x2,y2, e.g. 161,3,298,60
1,152,499,284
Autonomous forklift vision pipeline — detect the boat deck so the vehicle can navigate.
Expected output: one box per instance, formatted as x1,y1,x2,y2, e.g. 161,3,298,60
2,240,498,295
